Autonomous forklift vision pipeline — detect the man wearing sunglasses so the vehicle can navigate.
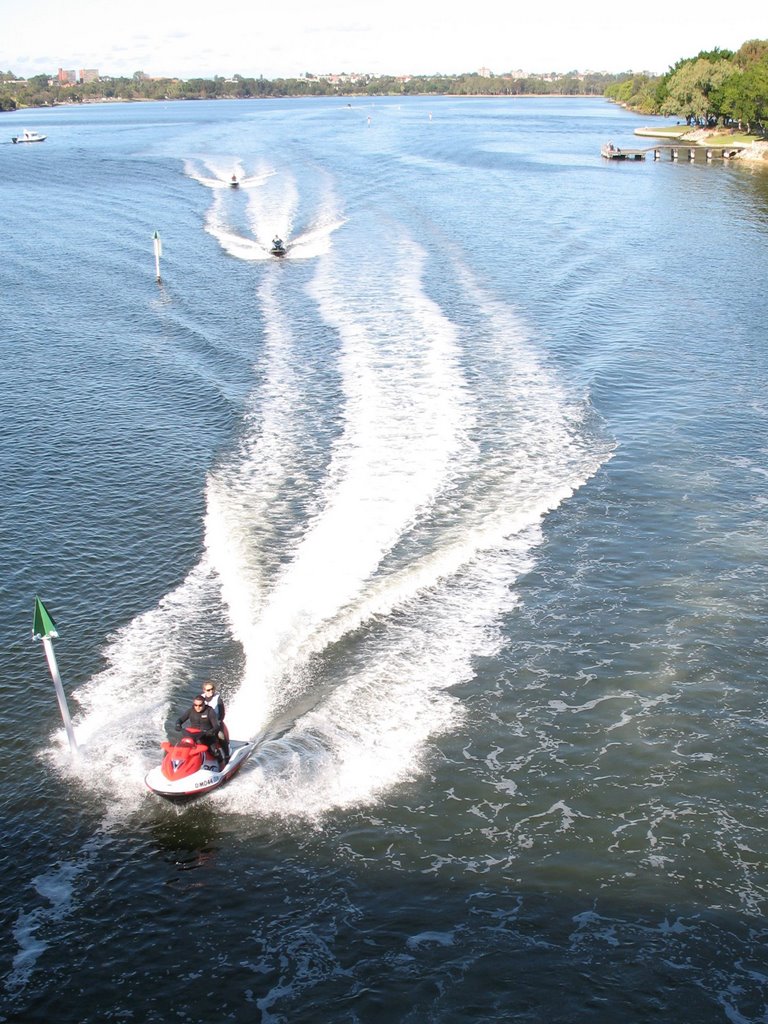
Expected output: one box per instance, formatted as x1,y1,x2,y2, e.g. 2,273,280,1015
175,695,221,758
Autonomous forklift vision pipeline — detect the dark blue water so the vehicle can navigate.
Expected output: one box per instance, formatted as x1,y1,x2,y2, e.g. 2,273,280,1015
1,97,767,1023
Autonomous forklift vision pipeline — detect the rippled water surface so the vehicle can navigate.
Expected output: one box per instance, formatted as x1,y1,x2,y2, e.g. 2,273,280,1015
1,96,767,1023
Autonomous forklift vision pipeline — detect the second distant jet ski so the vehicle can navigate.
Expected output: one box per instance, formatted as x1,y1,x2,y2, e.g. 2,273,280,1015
269,236,286,257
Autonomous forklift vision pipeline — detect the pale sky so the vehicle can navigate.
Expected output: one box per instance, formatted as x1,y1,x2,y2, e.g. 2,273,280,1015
1,0,765,80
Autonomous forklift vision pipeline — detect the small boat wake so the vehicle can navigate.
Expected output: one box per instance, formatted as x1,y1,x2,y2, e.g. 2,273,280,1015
183,158,274,190
200,167,345,261
205,214,346,261
282,214,347,260
205,200,270,260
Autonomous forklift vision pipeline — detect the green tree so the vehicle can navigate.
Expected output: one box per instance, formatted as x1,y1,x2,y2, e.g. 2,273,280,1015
733,40,768,68
661,57,733,123
718,62,768,131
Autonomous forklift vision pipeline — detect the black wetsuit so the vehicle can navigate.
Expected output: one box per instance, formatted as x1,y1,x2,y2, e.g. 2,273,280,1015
176,705,220,749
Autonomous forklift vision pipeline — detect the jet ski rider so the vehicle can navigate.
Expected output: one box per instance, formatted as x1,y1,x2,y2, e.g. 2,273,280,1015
202,681,230,762
175,695,221,758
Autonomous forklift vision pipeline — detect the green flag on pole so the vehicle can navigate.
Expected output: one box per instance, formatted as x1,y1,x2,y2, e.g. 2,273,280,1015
33,596,59,640
32,595,78,756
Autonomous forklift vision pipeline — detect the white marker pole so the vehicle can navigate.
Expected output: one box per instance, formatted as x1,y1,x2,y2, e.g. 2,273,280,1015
153,229,162,282
33,596,79,758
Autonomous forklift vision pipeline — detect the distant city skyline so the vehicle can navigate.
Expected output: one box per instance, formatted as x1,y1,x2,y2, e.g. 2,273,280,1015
2,0,764,81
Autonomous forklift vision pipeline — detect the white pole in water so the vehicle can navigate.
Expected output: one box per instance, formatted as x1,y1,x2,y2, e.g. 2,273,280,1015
32,596,79,758
153,229,162,282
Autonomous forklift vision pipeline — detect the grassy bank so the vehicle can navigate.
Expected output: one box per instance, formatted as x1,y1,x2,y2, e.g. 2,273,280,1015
634,124,760,145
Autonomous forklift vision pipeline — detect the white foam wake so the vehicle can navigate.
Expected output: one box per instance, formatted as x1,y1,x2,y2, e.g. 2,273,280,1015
212,241,610,818
223,235,473,732
217,533,535,818
204,271,318,678
184,157,274,191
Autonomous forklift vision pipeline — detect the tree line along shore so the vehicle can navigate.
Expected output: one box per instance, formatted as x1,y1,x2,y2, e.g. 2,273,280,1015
2,38,767,140
605,39,768,134
0,69,627,112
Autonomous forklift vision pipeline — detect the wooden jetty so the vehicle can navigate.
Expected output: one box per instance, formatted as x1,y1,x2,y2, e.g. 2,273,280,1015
649,144,746,161
602,141,747,162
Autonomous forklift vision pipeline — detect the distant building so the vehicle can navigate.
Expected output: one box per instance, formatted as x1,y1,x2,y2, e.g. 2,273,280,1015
78,69,99,83
57,68,77,85
323,72,366,85
478,67,492,78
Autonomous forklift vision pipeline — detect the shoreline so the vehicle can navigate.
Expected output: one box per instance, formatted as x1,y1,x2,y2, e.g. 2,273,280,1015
2,92,609,114
634,125,768,164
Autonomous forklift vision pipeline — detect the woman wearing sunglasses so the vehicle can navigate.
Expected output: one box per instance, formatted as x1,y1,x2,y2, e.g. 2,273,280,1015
202,681,230,763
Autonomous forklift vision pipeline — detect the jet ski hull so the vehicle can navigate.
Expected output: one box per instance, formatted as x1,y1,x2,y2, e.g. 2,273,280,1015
145,738,254,799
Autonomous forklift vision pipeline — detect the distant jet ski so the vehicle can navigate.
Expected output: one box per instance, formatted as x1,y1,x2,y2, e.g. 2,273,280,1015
145,733,254,799
269,236,286,257
230,174,239,188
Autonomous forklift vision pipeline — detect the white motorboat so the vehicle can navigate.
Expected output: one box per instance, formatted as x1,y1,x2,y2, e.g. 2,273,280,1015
12,129,47,144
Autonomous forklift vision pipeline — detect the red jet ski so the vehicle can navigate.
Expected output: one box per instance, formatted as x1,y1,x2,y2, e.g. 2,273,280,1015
145,731,254,799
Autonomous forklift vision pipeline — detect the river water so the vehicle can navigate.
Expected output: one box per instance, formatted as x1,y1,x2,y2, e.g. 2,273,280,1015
1,95,767,1023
